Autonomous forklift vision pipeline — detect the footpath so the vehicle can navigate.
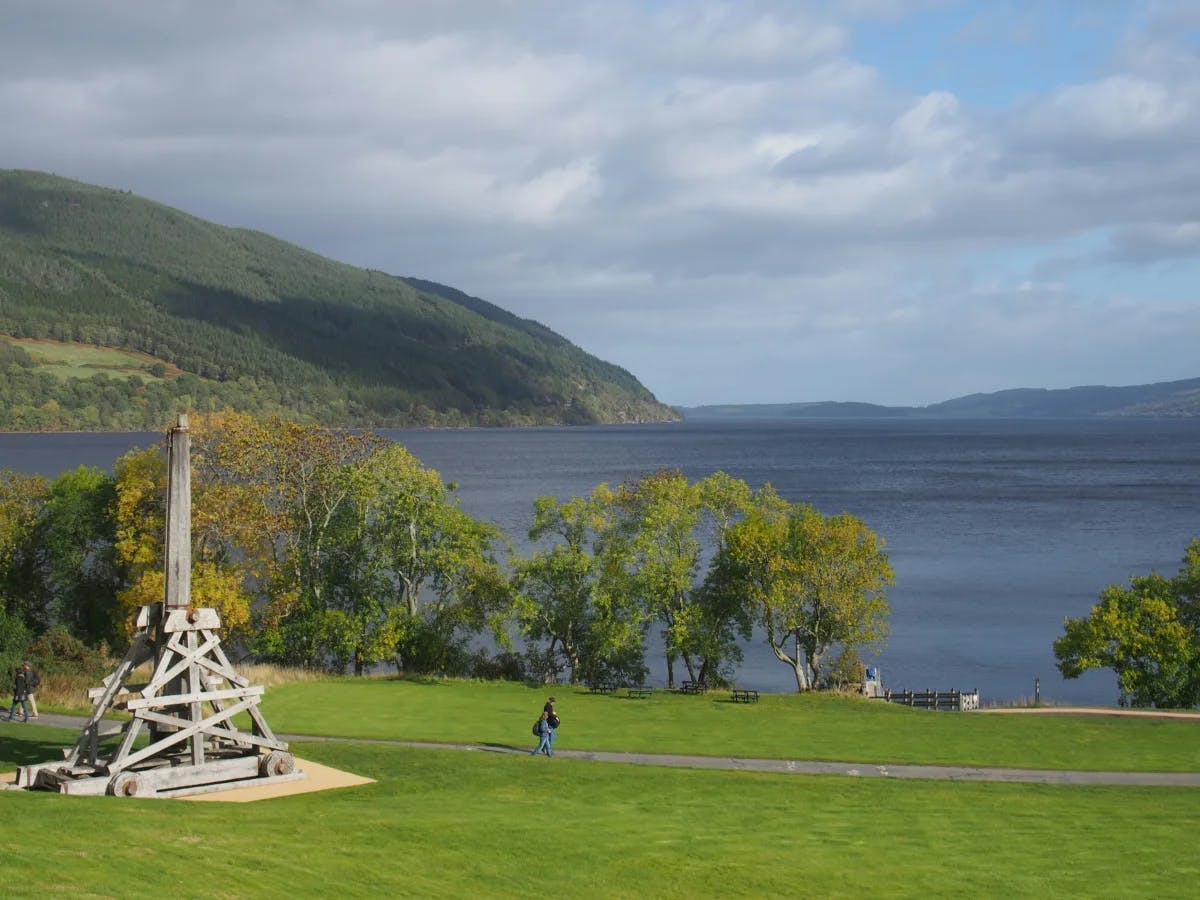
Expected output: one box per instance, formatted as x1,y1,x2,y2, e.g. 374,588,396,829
16,712,1200,788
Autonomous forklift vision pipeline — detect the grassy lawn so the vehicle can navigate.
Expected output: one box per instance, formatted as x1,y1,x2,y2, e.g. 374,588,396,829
256,678,1200,773
0,726,1196,899
0,336,176,380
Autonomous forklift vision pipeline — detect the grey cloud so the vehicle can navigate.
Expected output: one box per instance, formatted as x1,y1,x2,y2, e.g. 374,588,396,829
1,1,1198,406
1108,222,1200,263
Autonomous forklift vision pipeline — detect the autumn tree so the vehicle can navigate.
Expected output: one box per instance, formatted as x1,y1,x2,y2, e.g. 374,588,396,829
1054,539,1200,708
188,412,387,667
185,412,505,674
717,498,893,692
113,440,252,648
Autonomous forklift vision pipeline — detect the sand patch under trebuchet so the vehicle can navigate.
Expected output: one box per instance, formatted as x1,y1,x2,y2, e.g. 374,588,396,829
1,758,375,802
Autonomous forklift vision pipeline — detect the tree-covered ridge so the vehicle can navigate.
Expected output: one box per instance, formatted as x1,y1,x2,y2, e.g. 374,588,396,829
0,169,678,430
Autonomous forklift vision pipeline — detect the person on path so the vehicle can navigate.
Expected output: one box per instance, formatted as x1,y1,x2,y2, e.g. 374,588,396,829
22,662,39,718
530,711,552,757
9,666,30,722
544,696,560,751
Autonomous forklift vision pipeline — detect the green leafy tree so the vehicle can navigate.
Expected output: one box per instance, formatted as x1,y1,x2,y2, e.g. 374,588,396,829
32,466,122,645
359,445,510,675
514,488,647,684
717,498,893,692
1054,539,1200,708
0,470,47,628
613,470,758,687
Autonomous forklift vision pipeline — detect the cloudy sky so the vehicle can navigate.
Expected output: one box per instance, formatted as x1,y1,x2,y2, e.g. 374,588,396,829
2,1,1198,407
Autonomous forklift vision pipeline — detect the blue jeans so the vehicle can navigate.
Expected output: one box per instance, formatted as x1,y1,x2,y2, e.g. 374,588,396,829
548,727,557,749
531,733,552,756
8,699,30,721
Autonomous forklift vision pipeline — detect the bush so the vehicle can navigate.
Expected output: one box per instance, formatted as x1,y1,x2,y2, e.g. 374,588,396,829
520,645,562,685
823,649,866,692
468,649,526,682
27,626,113,680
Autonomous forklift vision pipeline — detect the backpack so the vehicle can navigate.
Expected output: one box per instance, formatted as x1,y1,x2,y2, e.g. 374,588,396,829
532,720,541,736
547,713,560,729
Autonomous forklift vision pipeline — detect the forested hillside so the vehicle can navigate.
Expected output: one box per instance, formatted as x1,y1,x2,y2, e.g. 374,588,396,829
0,170,678,430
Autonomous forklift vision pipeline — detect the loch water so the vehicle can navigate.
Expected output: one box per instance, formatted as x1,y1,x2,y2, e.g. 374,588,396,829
4,418,1198,705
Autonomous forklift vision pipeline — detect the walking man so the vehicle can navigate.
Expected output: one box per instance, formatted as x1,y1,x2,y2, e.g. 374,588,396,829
9,666,30,722
22,662,39,719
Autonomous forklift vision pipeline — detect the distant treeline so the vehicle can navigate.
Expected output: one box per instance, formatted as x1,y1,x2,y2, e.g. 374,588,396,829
682,377,1200,420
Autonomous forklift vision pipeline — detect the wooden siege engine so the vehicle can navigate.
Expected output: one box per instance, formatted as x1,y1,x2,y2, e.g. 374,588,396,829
16,415,302,797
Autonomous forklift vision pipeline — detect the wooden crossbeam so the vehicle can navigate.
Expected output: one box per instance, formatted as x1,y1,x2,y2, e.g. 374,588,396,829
125,685,264,710
134,709,287,753
143,633,221,695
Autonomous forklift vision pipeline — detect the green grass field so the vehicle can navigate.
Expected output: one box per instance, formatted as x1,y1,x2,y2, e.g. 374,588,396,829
4,679,1199,898
257,678,1200,772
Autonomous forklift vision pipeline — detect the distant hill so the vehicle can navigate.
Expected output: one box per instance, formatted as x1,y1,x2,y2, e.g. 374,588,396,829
682,377,1200,420
0,169,678,431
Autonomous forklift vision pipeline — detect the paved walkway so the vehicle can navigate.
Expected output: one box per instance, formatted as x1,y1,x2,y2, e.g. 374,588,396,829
18,712,1199,787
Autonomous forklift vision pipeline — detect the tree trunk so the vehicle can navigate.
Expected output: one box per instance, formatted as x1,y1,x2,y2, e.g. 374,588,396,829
793,631,811,691
767,631,809,692
666,654,675,689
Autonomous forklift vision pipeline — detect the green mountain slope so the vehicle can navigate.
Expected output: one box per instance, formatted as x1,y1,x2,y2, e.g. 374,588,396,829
0,169,678,430
683,377,1200,420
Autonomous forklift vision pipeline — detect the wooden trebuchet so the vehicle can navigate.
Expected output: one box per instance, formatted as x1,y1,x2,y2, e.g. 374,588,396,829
15,415,303,798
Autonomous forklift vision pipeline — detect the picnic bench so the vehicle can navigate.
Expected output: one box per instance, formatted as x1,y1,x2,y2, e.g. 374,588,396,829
730,689,759,703
679,680,708,694
587,681,617,695
625,686,653,699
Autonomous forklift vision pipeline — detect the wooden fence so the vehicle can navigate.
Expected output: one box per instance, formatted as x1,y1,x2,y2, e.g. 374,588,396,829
883,689,980,711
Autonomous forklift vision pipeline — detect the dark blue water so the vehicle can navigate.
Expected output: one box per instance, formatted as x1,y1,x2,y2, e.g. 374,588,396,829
3,419,1198,705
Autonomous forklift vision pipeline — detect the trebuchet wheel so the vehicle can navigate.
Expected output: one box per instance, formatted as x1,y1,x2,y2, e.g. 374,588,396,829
259,750,296,777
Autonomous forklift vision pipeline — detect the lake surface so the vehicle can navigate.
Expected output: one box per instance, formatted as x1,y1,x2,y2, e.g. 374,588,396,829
4,418,1199,705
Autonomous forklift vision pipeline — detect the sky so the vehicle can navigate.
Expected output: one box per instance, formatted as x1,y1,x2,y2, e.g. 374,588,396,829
1,1,1198,408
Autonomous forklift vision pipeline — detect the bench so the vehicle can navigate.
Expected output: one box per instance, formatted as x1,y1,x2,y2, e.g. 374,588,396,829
587,682,616,695
679,680,708,694
730,689,759,703
625,686,653,699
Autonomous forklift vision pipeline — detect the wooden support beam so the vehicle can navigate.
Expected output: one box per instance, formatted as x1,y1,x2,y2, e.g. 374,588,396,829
124,685,264,710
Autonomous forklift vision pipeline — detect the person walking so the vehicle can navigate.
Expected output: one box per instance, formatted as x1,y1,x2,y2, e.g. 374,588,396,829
22,662,39,719
9,666,30,722
544,696,560,751
530,711,552,757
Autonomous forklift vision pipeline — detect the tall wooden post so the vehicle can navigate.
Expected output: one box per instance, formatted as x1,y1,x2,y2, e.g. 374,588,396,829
164,414,191,611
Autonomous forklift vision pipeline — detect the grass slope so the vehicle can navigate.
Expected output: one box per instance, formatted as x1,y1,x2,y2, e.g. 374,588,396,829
0,169,678,430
